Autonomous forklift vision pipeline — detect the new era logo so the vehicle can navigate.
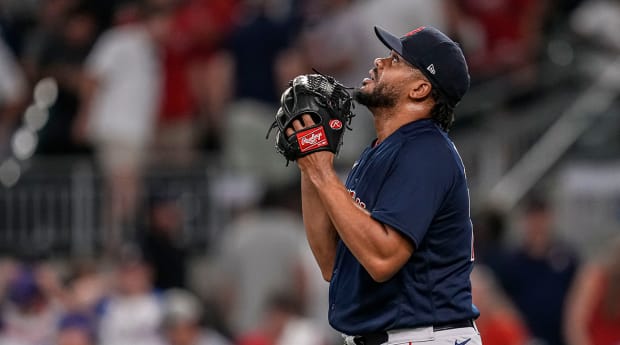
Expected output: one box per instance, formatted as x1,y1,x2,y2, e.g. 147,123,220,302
427,64,436,75
296,127,328,153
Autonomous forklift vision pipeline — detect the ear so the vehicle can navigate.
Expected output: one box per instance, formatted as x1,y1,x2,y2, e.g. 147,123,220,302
408,80,432,101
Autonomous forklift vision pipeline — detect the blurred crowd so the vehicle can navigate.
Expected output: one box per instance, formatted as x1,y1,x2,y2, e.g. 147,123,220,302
2,192,620,345
0,0,619,345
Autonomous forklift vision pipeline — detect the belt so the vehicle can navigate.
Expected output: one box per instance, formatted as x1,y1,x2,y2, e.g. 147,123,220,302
352,320,475,345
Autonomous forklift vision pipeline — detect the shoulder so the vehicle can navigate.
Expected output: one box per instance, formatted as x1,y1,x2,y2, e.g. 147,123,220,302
395,120,455,152
395,127,460,173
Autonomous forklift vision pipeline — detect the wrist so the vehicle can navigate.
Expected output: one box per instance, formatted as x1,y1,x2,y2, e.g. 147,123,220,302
304,166,339,190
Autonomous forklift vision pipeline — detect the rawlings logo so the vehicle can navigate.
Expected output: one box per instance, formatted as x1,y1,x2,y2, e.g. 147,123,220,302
297,127,328,152
329,119,343,130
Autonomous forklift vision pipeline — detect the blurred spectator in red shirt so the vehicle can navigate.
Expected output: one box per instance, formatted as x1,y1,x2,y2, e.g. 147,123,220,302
450,0,549,81
154,0,238,158
565,236,620,345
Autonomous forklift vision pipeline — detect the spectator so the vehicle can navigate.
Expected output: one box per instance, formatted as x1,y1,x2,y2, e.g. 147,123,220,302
97,247,163,345
300,0,368,88
154,0,238,163
472,207,508,267
140,192,189,290
570,0,620,51
160,288,231,345
450,0,549,81
227,0,294,105
296,242,341,345
214,184,306,335
0,265,63,345
493,195,579,345
236,293,325,345
56,313,96,345
221,0,298,187
20,0,79,80
73,1,172,252
0,36,27,157
297,0,370,167
36,4,99,155
564,235,620,345
63,260,107,313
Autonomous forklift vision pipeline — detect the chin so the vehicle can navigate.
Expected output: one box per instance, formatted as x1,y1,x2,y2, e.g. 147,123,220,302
356,83,373,95
352,87,366,102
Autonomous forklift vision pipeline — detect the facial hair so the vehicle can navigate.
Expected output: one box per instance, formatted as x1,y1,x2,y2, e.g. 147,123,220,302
353,82,398,109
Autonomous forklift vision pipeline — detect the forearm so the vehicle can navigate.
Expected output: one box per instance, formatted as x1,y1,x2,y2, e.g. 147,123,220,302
305,167,412,282
301,172,338,281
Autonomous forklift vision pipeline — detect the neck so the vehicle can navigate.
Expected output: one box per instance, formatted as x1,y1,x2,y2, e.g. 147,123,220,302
371,105,431,144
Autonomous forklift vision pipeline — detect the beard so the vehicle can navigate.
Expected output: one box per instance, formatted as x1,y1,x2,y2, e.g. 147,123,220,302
353,82,398,109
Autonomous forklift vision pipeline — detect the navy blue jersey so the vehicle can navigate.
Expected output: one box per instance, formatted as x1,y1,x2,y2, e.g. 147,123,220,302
329,118,479,334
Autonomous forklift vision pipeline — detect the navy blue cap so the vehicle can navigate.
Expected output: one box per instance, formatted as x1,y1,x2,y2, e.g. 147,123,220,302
374,26,470,107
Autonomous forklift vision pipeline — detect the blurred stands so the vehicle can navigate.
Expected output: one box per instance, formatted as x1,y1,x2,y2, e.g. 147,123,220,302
0,0,619,344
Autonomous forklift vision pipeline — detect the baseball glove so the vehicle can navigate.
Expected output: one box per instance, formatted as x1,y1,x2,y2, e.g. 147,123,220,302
266,73,354,164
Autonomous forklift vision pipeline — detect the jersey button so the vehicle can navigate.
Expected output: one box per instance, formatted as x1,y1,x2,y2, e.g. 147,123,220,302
330,303,335,310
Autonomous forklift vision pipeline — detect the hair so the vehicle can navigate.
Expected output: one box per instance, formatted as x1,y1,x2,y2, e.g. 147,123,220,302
429,87,455,132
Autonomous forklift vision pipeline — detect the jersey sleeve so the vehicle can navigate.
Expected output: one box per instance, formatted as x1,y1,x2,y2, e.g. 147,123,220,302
370,137,455,247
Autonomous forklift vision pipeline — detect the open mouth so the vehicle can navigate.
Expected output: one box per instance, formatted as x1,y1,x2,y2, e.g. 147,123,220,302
362,70,377,86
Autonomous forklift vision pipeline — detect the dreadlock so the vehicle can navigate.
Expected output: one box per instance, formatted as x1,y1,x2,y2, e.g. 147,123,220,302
429,87,455,132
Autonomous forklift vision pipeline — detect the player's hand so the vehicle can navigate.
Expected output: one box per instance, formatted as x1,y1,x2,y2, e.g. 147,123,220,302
284,113,315,137
285,114,335,173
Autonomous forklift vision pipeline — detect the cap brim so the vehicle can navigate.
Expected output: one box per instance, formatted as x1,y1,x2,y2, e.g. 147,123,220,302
374,26,404,58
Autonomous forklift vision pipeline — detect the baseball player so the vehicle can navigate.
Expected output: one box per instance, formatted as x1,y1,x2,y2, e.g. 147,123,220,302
272,25,481,345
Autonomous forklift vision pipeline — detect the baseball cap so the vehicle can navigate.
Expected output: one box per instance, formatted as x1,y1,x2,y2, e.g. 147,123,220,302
374,25,470,107
8,268,42,307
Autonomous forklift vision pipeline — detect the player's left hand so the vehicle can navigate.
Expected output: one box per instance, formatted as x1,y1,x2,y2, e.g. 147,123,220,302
266,73,354,164
286,114,335,173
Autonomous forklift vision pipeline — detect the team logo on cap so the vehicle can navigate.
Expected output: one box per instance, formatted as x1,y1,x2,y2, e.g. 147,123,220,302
329,119,343,130
427,64,436,75
405,26,426,37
